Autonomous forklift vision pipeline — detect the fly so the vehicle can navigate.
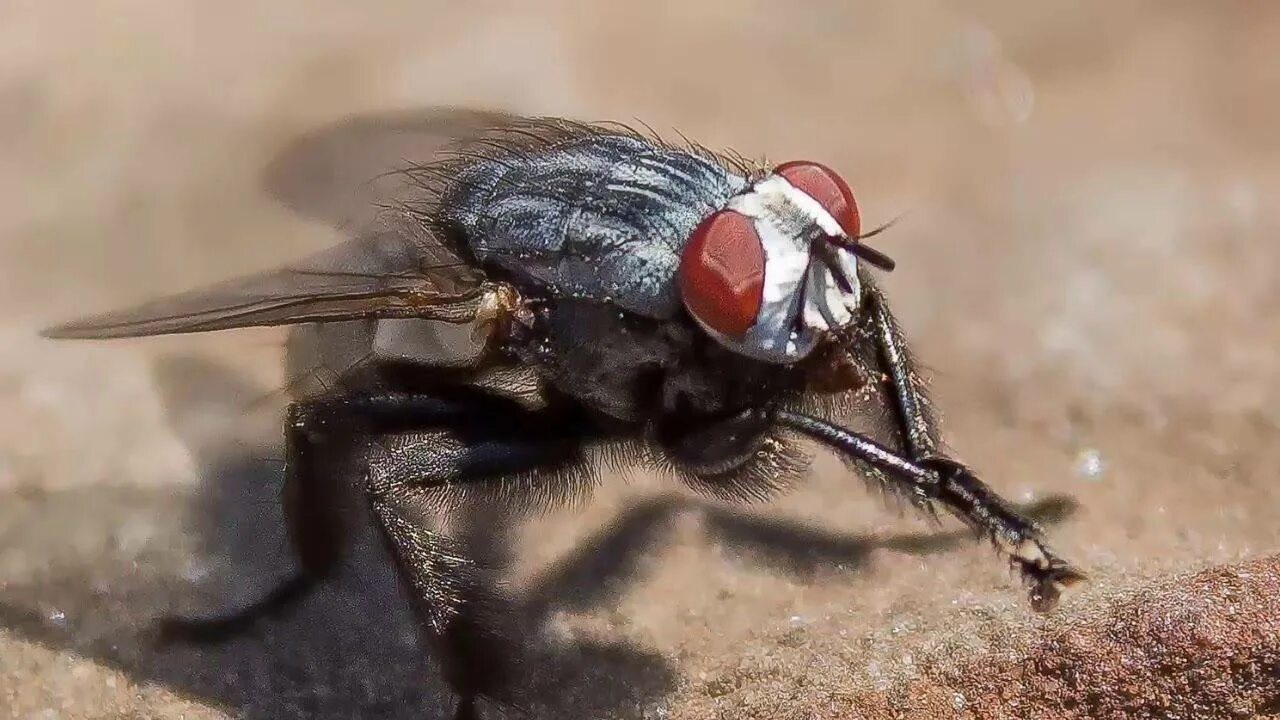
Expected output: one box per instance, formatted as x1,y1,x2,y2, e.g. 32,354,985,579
43,109,1084,720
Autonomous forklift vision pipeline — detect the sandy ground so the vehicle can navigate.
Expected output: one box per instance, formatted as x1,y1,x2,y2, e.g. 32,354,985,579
3,2,1280,718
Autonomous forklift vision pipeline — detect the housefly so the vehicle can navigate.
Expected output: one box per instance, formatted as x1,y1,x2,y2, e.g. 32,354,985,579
44,108,1084,720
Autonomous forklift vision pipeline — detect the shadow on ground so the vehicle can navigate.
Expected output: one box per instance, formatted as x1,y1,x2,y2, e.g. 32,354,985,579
0,355,1076,719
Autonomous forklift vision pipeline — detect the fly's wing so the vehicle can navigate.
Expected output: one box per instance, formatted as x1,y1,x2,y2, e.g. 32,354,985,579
44,107,606,341
42,228,487,339
262,107,523,230
43,108,533,340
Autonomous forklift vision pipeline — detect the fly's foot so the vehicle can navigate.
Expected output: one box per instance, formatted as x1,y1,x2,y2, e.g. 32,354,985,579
991,513,1086,612
994,525,1087,612
920,456,1086,612
1023,554,1087,613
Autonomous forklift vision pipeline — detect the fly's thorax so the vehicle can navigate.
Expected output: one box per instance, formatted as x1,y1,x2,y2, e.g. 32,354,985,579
678,162,867,365
444,134,747,321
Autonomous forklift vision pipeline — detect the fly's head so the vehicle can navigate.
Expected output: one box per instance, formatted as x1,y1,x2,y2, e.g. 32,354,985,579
678,161,893,364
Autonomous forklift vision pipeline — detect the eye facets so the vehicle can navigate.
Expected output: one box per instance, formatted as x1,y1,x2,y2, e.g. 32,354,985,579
680,168,864,364
773,160,861,239
678,209,766,339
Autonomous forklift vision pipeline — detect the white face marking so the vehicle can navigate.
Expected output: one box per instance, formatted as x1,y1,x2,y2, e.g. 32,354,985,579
710,174,861,363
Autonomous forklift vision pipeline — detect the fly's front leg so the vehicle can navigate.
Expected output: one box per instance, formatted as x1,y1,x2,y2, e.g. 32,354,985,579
841,278,1083,609
864,280,939,462
777,410,1084,611
919,456,1084,610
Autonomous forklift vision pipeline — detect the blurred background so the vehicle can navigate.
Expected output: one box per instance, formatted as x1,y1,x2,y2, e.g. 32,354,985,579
2,2,1278,718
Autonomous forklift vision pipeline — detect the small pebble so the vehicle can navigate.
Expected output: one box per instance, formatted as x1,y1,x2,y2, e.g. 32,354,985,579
179,557,214,584
1075,448,1105,479
642,701,669,720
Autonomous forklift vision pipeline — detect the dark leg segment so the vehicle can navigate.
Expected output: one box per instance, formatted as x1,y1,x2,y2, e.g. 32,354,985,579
156,402,357,644
301,388,592,719
865,282,939,462
801,277,1085,610
161,385,592,718
775,410,1083,610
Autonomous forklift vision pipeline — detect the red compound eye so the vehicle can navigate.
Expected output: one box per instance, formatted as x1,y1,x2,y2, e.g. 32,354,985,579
775,160,861,238
678,209,765,339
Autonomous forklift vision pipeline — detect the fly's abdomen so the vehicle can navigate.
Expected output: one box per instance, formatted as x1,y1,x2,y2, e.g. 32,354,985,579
445,134,747,319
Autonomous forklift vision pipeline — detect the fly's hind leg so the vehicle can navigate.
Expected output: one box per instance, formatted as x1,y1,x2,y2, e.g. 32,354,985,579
156,403,355,644
312,390,595,720
844,277,1084,609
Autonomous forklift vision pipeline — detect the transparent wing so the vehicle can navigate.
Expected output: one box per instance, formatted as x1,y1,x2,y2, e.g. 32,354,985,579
45,106,607,341
42,229,486,339
261,106,526,230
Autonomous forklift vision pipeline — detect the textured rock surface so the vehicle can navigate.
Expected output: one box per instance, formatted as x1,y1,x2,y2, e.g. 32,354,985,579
853,556,1280,720
2,2,1279,718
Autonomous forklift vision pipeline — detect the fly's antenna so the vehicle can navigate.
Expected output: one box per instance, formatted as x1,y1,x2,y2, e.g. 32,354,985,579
825,214,905,272
828,236,896,272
